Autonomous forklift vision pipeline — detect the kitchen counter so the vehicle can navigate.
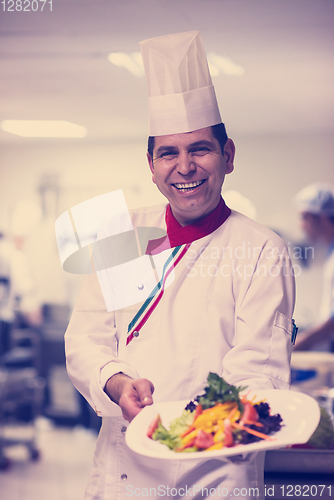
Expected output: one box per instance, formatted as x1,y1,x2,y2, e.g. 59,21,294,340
265,448,334,474
264,449,334,500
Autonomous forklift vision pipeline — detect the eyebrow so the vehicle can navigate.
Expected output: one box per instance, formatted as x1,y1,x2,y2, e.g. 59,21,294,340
188,140,215,149
154,139,215,156
155,145,178,156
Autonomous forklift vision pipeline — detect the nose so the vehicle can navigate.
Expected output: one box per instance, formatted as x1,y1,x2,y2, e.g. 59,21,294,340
176,151,196,176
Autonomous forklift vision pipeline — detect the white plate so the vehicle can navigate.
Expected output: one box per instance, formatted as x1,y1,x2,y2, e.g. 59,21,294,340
125,390,321,460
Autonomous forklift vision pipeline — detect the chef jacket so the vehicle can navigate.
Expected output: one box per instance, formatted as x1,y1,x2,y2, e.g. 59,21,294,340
65,199,295,499
319,241,334,323
319,241,334,351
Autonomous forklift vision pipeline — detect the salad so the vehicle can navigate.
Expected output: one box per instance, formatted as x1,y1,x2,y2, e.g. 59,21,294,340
147,373,283,453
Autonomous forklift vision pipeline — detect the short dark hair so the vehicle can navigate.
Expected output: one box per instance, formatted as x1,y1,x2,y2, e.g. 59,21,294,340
147,122,228,159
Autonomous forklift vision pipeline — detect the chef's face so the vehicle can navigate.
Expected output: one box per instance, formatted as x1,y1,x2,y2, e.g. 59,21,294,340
299,211,333,243
147,127,235,226
300,212,322,242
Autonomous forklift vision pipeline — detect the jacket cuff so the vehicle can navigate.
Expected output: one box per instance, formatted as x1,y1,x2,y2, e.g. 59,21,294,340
89,362,140,417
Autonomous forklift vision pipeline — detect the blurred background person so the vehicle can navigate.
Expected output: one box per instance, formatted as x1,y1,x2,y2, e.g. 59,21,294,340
0,226,42,356
293,183,334,351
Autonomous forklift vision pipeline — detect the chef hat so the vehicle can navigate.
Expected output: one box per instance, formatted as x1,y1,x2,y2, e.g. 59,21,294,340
294,183,334,217
140,30,221,136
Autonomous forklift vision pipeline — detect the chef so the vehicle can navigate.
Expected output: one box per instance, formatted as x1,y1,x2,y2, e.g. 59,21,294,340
65,31,295,499
0,230,41,355
293,183,334,351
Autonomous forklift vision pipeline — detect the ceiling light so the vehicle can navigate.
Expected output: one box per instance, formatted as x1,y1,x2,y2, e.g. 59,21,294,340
208,63,220,77
107,51,243,78
108,52,144,77
207,53,245,76
1,120,87,138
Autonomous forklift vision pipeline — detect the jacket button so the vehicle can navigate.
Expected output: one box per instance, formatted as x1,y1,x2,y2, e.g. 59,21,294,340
121,474,127,480
133,331,139,337
137,283,144,290
121,426,127,433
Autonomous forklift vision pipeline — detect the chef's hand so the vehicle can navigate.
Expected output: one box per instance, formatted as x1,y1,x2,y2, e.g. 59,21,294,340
104,373,154,422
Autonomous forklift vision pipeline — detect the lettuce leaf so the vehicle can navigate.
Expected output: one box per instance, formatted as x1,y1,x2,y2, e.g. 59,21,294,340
152,409,194,451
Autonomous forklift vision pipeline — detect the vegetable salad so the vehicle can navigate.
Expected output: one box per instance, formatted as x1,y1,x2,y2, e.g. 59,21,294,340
147,373,283,453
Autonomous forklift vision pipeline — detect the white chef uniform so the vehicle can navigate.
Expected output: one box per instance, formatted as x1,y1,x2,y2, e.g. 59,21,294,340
65,198,295,500
319,242,334,351
294,183,334,350
319,242,334,324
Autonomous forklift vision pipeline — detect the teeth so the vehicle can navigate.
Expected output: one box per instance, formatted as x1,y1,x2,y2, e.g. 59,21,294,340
174,180,205,189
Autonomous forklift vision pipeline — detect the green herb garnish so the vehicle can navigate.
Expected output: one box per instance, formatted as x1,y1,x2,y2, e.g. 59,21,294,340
195,372,246,411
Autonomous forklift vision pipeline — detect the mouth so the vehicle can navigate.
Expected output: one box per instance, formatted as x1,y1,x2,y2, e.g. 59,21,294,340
172,179,206,193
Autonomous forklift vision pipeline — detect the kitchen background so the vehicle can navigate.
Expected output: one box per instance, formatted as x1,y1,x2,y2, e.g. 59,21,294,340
0,0,333,498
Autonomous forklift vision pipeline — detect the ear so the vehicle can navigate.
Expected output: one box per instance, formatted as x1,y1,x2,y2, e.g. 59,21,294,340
147,152,156,183
223,139,235,174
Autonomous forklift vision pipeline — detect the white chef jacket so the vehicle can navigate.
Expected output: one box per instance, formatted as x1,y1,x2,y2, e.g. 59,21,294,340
319,241,334,323
65,202,295,500
318,241,334,350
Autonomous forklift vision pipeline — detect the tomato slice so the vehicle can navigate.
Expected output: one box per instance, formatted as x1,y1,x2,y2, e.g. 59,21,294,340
240,402,259,425
194,429,214,449
147,414,161,438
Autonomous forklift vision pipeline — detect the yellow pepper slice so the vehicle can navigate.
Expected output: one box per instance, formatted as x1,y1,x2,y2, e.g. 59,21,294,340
181,429,199,447
213,428,225,444
194,402,237,429
205,442,224,451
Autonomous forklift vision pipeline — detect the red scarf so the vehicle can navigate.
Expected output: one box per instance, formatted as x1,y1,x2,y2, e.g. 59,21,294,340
146,197,231,255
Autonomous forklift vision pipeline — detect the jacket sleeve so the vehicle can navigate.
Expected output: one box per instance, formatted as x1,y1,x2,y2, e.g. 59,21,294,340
222,238,296,390
65,271,140,417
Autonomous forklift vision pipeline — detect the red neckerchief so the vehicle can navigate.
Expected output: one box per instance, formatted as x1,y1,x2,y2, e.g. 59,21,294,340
146,197,231,255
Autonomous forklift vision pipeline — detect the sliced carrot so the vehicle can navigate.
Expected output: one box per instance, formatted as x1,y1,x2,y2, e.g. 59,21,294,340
227,405,238,420
232,422,274,441
181,429,199,447
194,404,203,420
176,438,196,452
241,391,251,403
180,425,195,438
243,420,264,427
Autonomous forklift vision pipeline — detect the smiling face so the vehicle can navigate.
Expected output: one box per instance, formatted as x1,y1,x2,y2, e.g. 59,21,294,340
147,127,235,226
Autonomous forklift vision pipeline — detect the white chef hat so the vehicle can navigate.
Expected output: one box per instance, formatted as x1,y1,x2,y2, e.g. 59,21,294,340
140,30,222,136
294,183,334,217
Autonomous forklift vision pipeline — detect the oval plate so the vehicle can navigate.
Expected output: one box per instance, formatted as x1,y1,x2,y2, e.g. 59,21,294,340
125,390,321,460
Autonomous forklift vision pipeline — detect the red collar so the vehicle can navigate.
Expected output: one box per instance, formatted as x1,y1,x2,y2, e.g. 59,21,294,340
146,197,231,255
